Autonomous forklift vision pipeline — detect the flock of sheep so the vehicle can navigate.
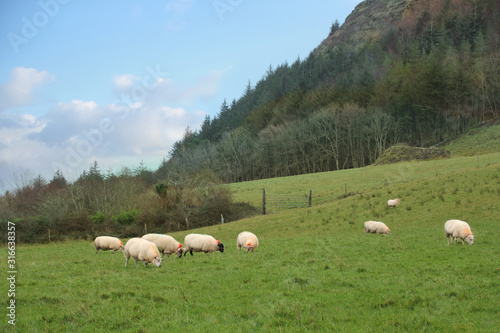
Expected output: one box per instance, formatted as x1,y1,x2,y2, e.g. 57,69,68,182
364,198,475,245
94,231,259,268
94,197,475,268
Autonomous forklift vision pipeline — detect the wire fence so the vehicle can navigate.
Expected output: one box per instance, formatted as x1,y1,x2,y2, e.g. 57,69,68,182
262,189,312,214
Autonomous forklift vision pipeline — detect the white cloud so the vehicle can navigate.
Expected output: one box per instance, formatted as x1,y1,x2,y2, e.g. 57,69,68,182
142,67,230,108
113,74,140,91
0,99,206,186
0,66,227,188
0,67,54,112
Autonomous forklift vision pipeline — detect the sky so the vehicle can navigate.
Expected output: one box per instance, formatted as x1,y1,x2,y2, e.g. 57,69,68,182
0,0,362,190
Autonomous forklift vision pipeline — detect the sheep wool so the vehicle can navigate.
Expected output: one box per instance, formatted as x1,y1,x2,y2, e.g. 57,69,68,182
124,238,163,268
142,233,183,258
364,221,391,235
94,236,124,254
237,231,259,253
387,198,400,207
183,233,224,256
444,219,475,245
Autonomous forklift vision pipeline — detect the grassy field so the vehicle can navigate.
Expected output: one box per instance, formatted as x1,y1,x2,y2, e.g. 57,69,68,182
1,154,500,331
443,123,500,157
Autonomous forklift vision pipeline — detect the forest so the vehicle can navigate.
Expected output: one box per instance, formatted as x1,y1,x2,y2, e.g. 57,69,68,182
1,0,499,242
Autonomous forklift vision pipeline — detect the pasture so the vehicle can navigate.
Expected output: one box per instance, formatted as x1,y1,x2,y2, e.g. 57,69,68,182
1,153,500,332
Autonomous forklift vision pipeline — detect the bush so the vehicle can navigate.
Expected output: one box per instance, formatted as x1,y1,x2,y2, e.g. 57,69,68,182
113,209,140,225
90,211,106,224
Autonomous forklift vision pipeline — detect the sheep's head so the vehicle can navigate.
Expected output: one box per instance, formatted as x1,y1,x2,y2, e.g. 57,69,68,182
245,242,255,252
217,241,224,253
175,244,183,258
385,228,391,235
465,235,474,245
152,256,163,267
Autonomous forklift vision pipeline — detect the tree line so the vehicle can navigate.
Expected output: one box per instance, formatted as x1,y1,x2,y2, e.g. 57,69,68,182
0,162,256,243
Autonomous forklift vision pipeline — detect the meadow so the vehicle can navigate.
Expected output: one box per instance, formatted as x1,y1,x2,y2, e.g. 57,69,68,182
1,151,500,331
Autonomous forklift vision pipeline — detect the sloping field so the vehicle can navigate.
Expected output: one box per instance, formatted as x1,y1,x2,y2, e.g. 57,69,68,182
1,153,499,332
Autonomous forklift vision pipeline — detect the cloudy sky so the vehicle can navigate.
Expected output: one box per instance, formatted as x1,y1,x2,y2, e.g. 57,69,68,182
0,0,361,190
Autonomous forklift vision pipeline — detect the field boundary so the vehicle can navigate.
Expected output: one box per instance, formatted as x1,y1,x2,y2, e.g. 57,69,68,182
262,189,312,214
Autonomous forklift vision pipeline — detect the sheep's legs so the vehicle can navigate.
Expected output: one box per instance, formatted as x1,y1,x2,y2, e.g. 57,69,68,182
124,256,130,267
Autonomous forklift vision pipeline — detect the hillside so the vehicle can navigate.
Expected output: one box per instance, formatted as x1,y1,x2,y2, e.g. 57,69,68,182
161,0,500,184
317,0,411,50
4,152,499,331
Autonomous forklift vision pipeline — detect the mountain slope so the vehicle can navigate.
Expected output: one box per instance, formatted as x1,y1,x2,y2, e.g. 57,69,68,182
159,0,499,184
317,0,411,51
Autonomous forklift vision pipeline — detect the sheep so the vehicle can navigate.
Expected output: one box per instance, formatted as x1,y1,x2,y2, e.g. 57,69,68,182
387,198,400,207
94,236,124,254
237,231,259,253
183,233,224,256
142,233,183,259
123,238,163,268
364,221,391,235
444,219,475,245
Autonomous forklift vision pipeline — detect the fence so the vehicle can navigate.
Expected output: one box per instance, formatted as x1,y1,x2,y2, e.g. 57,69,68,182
262,189,312,215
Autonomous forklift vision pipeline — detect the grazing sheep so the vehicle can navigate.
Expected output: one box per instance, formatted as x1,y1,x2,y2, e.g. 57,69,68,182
183,234,224,256
237,231,259,253
94,236,124,254
364,221,391,235
142,233,183,258
444,219,475,245
123,238,163,268
387,198,400,207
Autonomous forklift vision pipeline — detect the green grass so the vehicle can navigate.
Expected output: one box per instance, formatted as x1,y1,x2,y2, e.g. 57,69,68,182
444,123,500,156
1,154,500,331
231,152,500,209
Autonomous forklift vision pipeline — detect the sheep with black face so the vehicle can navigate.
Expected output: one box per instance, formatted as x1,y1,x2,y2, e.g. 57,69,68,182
182,234,224,256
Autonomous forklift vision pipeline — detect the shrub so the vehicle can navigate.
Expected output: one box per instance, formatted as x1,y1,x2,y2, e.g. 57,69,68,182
113,209,140,225
90,211,106,224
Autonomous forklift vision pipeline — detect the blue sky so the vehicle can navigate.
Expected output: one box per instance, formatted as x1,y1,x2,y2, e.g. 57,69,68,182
0,0,361,189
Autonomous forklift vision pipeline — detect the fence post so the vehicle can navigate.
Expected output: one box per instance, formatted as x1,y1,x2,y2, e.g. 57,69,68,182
262,188,266,215
308,190,312,207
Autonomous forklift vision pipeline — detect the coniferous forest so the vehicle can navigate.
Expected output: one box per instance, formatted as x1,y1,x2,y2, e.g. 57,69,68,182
1,0,499,242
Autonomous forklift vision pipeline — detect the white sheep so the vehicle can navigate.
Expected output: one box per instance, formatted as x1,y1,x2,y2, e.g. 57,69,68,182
94,236,124,254
183,233,224,256
123,238,163,268
387,198,400,207
364,221,391,235
444,219,475,245
237,231,259,253
142,233,183,259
